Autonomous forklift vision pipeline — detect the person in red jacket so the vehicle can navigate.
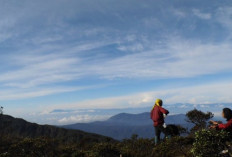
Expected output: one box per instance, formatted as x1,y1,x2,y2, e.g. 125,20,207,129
210,108,232,132
150,99,169,145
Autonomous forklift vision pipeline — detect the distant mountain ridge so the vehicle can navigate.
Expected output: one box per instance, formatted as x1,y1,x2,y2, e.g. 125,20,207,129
0,114,115,143
107,112,151,125
64,112,193,140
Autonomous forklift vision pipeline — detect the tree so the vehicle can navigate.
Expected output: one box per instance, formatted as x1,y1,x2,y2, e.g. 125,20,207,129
0,106,3,115
186,109,213,134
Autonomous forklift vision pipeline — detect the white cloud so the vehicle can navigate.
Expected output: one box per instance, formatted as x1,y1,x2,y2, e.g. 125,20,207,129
172,9,187,18
58,114,110,124
39,110,50,115
216,7,232,26
193,9,211,19
0,39,116,88
0,30,231,102
117,43,144,52
44,81,232,111
87,40,232,80
179,104,188,108
215,6,232,38
0,85,100,100
200,104,210,108
217,104,225,108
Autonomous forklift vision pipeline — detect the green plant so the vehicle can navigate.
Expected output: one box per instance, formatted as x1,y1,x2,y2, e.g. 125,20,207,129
191,129,230,157
6,137,59,157
186,109,214,134
152,136,194,157
0,106,3,115
91,143,120,157
119,135,155,157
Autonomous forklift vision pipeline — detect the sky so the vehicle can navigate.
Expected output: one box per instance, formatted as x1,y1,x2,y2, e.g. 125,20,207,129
1,0,232,124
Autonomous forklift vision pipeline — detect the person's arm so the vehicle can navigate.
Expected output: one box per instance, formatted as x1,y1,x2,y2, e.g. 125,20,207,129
210,120,219,125
160,107,169,115
218,121,232,129
209,120,224,129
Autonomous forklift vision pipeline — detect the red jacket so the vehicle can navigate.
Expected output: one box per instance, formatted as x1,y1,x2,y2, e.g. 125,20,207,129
218,118,232,131
150,105,169,126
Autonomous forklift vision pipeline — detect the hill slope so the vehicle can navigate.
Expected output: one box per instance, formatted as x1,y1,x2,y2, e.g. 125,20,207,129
0,114,115,143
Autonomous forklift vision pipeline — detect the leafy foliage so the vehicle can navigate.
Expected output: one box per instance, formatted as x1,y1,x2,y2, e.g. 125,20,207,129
152,136,194,157
186,109,214,133
0,135,154,157
0,137,59,157
91,143,120,157
0,106,3,115
191,129,231,157
0,134,193,157
119,134,155,157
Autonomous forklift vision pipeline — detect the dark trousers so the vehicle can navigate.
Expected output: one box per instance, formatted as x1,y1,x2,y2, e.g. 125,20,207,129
154,125,168,143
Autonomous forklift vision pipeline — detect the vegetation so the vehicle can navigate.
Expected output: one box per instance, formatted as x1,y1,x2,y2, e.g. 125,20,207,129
0,109,232,157
0,106,3,115
191,129,231,157
186,109,214,134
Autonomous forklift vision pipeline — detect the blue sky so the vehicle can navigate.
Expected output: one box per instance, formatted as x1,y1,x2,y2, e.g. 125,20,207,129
1,0,232,124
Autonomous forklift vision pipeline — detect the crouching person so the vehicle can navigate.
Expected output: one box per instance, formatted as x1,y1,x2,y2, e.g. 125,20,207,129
210,108,232,133
151,99,170,145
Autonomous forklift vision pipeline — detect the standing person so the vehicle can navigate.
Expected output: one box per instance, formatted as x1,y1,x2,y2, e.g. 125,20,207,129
210,108,232,132
150,99,169,145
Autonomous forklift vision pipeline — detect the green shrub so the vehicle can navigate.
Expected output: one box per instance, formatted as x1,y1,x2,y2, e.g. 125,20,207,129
91,143,121,157
6,137,59,157
191,129,230,157
152,136,194,157
119,135,154,157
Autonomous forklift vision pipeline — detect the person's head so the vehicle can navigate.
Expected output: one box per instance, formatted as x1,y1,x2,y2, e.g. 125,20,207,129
222,108,232,121
155,99,163,106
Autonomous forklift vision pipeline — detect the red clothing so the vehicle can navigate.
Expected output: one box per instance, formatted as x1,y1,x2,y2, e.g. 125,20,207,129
218,118,232,131
150,105,169,126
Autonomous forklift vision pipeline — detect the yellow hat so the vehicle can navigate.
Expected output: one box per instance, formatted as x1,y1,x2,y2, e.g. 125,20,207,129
152,99,163,110
155,99,162,106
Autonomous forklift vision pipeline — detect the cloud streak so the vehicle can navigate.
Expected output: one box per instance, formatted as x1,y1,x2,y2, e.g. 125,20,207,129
0,85,102,101
2,38,232,91
58,115,110,124
44,80,232,111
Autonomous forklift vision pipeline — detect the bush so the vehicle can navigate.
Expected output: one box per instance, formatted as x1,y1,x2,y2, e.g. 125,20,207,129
91,143,120,157
119,135,154,157
6,137,59,157
152,136,194,157
191,129,230,157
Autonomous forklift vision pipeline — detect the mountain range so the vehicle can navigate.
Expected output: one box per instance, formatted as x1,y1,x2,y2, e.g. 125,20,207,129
63,112,194,140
